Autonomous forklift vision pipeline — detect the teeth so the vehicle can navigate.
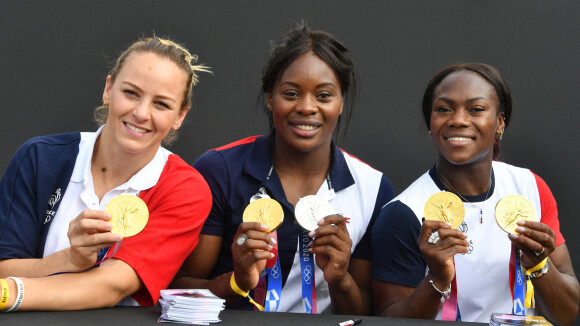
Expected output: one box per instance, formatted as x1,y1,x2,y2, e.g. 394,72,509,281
126,123,147,134
295,125,317,131
447,137,472,141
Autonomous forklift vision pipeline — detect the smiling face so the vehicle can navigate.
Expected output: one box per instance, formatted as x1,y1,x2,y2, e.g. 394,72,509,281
430,70,505,166
101,51,189,158
267,51,343,154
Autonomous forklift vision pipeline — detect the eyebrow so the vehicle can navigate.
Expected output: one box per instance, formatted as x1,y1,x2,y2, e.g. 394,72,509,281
279,81,338,89
435,96,488,104
121,81,177,103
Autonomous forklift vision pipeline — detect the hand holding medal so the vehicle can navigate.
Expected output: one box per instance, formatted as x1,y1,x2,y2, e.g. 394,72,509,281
419,191,469,288
295,195,353,288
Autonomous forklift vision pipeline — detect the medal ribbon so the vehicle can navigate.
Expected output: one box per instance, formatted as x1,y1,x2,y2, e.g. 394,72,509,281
263,231,282,311
441,268,460,321
299,230,316,313
510,245,526,315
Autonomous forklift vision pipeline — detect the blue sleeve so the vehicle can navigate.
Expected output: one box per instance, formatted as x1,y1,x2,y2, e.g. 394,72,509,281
0,134,78,258
371,200,425,287
352,174,395,260
193,150,229,236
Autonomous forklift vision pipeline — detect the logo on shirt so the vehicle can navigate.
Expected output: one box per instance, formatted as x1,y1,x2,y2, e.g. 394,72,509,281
44,188,61,224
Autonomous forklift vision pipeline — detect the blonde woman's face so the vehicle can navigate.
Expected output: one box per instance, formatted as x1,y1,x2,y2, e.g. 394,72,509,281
102,52,189,157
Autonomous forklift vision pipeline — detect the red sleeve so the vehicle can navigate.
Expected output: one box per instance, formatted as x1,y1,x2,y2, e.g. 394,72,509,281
533,172,565,246
114,154,212,306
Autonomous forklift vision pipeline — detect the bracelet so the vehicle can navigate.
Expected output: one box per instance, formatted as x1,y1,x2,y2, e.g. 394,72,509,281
229,272,264,311
4,277,24,312
523,257,550,279
0,279,9,311
521,257,549,309
429,279,451,303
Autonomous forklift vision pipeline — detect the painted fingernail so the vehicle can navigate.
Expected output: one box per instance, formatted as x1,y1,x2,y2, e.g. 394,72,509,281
270,252,275,259
318,218,325,225
260,223,268,230
445,222,452,227
270,238,277,245
114,234,123,241
508,233,518,240
105,223,112,230
268,244,273,250
308,231,315,238
308,241,313,247
516,227,525,233
517,220,526,225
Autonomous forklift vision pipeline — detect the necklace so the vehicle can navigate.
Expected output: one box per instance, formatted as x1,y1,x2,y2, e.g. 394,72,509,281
435,164,492,224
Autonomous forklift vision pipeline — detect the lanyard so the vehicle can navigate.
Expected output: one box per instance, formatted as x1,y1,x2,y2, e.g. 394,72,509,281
510,246,526,315
298,229,316,313
263,232,282,311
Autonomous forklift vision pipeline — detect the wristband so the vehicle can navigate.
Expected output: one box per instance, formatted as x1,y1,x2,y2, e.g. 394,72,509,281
229,272,264,311
521,257,549,309
0,279,9,310
429,279,451,303
4,277,24,312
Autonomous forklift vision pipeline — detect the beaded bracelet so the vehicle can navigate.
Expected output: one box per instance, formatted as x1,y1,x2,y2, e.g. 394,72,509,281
429,279,451,303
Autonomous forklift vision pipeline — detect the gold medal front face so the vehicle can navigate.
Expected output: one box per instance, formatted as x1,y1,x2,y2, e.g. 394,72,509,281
243,198,284,233
424,191,465,229
105,194,149,237
495,194,535,234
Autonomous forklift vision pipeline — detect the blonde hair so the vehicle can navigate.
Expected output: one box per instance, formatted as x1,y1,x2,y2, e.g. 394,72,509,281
95,37,210,144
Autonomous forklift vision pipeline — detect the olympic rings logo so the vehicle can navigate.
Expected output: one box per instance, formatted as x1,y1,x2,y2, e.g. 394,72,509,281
303,265,313,284
269,265,280,278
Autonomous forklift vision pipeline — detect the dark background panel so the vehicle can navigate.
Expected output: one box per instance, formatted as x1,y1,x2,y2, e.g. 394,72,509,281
1,1,579,322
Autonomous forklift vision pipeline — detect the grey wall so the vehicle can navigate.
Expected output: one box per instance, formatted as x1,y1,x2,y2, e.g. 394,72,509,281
1,1,579,321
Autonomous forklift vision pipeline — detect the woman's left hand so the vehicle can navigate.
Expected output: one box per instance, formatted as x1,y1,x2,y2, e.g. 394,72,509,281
310,214,352,285
508,220,556,268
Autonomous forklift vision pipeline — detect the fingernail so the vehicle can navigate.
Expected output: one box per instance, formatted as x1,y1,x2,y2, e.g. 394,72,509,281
268,244,273,250
270,238,277,245
445,222,452,227
114,234,123,241
318,218,325,225
308,231,315,238
516,227,525,233
517,220,526,226
308,241,313,247
508,233,518,240
270,253,275,259
105,223,112,230
260,223,268,230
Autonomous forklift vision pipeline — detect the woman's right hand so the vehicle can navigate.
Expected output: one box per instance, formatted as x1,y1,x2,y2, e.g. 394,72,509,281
66,209,123,271
418,220,469,286
230,222,275,292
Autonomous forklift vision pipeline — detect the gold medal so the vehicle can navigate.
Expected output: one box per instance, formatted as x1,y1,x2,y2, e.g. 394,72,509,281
242,198,284,233
424,191,465,229
495,194,535,233
105,194,149,237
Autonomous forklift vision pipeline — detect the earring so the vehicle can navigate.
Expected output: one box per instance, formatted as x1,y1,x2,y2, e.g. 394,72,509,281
428,130,432,141
497,130,504,141
102,98,109,109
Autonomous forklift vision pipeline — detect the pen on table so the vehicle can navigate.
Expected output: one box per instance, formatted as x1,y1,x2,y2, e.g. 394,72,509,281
335,318,362,326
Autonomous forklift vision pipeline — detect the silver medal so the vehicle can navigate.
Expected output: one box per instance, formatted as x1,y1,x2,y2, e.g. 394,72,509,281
294,195,335,231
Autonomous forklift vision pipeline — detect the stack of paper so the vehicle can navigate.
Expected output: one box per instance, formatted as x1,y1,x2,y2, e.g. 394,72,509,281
489,313,553,326
159,289,225,325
